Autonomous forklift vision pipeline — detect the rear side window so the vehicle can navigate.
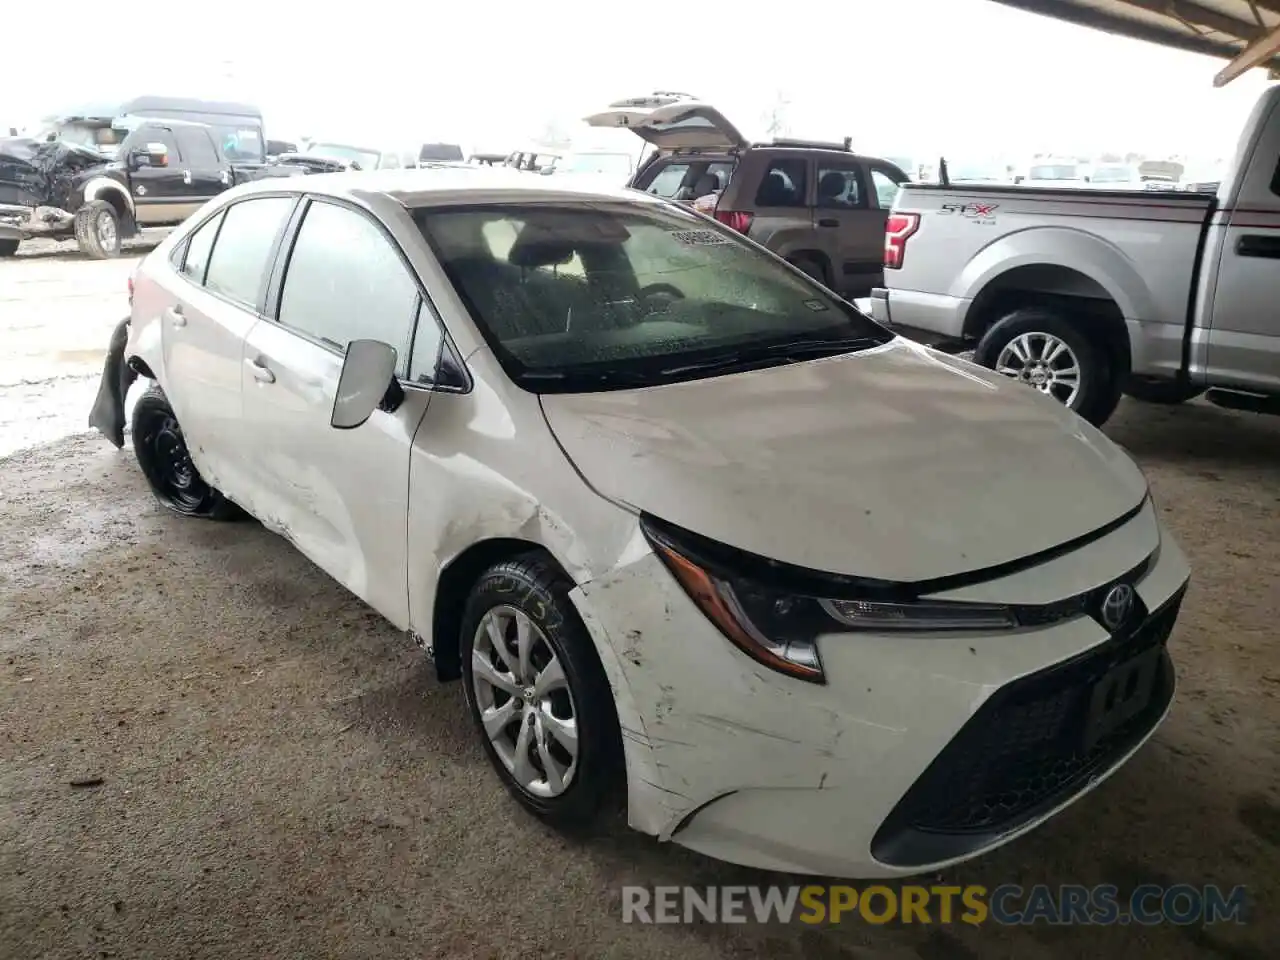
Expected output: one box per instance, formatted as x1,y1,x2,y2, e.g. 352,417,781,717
276,200,419,373
816,165,865,209
754,158,808,207
181,211,223,283
203,196,294,309
645,162,691,198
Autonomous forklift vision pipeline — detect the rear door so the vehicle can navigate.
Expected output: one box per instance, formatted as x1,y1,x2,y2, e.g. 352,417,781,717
127,124,186,225
238,196,437,628
812,159,895,296
158,194,297,499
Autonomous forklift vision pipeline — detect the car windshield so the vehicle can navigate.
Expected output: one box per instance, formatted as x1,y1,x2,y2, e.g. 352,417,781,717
1028,164,1079,180
213,126,264,163
1090,166,1133,183
558,152,634,176
415,201,892,393
306,142,379,169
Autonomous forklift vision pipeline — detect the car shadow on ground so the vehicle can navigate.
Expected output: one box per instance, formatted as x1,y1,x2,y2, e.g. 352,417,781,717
1106,398,1280,474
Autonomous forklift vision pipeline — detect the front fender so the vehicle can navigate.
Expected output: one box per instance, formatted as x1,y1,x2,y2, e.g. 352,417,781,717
80,176,136,217
87,317,137,447
952,226,1158,325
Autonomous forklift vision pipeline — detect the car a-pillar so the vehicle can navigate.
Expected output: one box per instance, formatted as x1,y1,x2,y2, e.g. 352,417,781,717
962,269,1131,426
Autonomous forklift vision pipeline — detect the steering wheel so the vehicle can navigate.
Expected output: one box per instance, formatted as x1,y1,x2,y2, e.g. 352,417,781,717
637,283,685,309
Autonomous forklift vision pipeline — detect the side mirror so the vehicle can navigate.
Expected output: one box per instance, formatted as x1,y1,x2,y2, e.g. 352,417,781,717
130,142,168,169
331,339,398,429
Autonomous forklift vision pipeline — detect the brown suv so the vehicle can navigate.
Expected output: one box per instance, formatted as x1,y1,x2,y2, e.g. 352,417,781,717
585,93,908,297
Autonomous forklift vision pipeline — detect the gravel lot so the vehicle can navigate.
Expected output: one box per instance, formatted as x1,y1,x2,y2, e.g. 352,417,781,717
0,252,1277,959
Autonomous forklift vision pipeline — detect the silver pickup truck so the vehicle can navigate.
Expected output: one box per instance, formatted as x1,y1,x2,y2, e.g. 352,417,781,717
869,85,1280,427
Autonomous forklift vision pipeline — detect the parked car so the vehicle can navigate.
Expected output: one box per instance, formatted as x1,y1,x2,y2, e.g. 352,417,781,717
1086,164,1178,192
539,150,637,182
1014,159,1086,187
504,148,562,172
0,116,258,259
584,92,909,297
419,143,465,164
89,169,1190,879
869,84,1280,427
266,139,299,162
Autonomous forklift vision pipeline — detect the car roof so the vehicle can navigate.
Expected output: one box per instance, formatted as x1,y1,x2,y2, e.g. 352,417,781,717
228,166,659,209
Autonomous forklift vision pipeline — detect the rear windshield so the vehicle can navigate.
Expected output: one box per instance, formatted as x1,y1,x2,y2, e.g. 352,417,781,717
415,201,891,393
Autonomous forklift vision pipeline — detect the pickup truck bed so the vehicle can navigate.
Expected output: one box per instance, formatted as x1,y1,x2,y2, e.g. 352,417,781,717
869,84,1280,427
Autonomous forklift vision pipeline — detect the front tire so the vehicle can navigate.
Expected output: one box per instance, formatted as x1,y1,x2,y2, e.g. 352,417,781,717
461,554,622,828
974,307,1121,426
788,255,829,287
131,386,242,520
74,200,122,259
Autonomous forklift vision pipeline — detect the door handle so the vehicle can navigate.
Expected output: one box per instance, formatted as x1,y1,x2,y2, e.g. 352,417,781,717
1236,234,1280,259
245,356,276,384
182,170,193,186
165,305,186,327
817,217,839,228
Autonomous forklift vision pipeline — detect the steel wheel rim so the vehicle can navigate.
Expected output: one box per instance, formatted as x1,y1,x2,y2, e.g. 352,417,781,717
994,332,1081,407
471,605,579,798
97,211,117,251
139,409,206,510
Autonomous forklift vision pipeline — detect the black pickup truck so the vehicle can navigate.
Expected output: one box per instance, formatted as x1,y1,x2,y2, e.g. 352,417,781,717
0,116,265,259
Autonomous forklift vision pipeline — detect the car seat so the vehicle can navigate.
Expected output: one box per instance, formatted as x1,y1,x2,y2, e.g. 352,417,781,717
818,170,850,207
756,169,794,206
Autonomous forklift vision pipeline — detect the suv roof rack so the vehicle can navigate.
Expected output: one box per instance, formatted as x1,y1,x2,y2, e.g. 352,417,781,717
767,136,853,152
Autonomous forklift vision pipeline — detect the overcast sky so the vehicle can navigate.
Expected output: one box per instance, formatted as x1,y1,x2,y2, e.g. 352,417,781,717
3,0,1272,165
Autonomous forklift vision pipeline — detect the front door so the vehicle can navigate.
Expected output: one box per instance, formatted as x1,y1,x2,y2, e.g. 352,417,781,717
1205,162,1280,390
239,196,438,628
126,124,187,225
813,159,884,297
173,125,228,208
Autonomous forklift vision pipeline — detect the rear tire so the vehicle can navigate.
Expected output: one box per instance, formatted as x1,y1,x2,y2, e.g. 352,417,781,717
1124,377,1206,405
0,238,18,257
131,386,243,520
74,200,122,259
974,307,1122,427
460,554,622,829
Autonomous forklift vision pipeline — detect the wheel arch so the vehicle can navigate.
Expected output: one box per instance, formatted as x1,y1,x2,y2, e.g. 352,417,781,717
81,177,137,224
784,248,833,284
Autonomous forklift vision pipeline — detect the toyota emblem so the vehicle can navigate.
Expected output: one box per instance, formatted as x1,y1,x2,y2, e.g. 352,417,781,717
1100,583,1135,631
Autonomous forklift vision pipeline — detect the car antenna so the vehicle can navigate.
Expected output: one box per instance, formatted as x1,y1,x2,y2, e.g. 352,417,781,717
939,156,950,187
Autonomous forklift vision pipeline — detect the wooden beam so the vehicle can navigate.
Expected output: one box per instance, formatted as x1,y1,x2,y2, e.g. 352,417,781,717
1215,22,1280,84
1120,0,1264,42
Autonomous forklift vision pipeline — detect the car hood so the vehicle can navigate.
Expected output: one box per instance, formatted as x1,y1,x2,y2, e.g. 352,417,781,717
0,138,106,208
540,338,1148,582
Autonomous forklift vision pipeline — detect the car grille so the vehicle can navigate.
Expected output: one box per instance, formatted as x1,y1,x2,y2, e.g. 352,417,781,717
871,587,1184,868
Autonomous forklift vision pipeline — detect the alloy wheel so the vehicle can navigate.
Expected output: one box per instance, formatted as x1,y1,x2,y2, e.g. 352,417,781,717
994,332,1081,407
470,605,579,798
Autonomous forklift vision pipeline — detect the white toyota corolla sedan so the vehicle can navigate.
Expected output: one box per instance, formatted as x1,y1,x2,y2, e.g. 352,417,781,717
89,168,1191,878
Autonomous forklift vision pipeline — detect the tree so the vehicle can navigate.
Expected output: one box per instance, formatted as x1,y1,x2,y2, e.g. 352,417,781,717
762,89,792,140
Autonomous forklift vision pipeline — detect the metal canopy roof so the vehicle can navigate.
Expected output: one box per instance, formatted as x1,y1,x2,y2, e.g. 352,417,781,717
989,0,1280,84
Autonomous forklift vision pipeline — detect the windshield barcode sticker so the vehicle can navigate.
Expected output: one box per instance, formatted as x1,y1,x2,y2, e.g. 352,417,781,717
669,229,729,246
803,299,829,312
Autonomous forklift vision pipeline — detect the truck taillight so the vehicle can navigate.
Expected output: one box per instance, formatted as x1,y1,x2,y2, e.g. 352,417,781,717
884,213,920,269
714,210,754,234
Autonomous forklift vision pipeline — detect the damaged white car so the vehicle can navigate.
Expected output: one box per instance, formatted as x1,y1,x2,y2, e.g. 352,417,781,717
89,169,1191,877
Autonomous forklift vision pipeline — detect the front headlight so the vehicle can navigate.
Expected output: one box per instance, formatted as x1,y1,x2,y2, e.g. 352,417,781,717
641,516,1016,684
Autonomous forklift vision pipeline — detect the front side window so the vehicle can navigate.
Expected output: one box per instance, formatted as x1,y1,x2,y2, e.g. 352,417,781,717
203,196,294,308
277,200,418,373
175,127,220,169
416,201,891,393
754,158,808,207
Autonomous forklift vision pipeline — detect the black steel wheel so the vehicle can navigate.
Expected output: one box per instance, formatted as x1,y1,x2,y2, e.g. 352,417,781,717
131,386,242,520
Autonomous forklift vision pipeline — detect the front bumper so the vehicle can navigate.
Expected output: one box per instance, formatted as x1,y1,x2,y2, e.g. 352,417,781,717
0,202,75,238
573,501,1190,878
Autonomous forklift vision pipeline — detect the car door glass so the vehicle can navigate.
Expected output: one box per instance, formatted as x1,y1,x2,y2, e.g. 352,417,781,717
136,126,181,165
755,158,808,207
177,128,219,170
408,300,445,384
645,163,691,198
277,200,418,374
816,165,865,209
181,211,224,284
870,169,902,210
203,196,294,308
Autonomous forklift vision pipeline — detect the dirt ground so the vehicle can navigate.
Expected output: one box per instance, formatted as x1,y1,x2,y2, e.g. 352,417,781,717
0,259,1277,958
